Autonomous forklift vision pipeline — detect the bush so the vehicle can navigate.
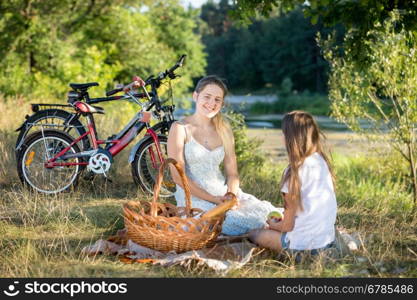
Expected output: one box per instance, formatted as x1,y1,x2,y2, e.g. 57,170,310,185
225,111,266,174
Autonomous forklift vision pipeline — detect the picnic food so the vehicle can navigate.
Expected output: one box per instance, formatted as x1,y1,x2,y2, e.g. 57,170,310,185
267,211,283,221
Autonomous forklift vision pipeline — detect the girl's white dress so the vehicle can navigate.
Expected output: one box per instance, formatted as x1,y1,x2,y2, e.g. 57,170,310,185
174,132,282,236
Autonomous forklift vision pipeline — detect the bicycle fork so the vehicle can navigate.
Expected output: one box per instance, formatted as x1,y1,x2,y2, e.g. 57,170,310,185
145,125,164,169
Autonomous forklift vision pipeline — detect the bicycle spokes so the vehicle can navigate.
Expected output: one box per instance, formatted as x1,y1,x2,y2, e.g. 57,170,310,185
21,134,81,194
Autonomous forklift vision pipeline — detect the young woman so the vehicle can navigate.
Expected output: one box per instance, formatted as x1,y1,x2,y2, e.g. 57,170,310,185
249,111,337,253
167,75,281,236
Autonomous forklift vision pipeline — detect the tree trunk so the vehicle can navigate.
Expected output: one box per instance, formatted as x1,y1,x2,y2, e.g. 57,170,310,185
407,142,417,213
29,50,36,72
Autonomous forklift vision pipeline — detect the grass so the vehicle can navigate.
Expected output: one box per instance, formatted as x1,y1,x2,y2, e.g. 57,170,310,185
0,99,416,277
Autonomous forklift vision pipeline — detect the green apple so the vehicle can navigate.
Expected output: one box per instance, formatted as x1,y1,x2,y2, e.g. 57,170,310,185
267,211,283,220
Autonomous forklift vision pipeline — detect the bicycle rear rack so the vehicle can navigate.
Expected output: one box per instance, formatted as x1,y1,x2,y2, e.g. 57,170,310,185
31,103,72,113
25,123,85,128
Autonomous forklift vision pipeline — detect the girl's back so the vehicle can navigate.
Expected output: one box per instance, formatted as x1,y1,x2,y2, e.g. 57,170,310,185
281,152,337,250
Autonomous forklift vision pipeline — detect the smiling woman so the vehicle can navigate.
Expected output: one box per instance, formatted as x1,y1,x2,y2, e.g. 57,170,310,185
167,75,283,236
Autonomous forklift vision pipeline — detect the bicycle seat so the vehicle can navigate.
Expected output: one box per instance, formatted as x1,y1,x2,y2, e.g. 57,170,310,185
69,82,99,91
74,101,105,114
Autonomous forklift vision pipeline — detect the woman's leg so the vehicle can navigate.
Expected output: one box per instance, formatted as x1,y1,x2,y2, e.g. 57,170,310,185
248,229,283,252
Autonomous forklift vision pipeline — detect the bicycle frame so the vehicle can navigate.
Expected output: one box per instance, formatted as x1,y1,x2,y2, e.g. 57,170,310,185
44,110,164,169
17,54,185,196
39,54,183,171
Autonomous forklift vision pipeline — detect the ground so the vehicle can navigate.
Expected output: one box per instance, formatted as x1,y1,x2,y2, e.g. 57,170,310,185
0,101,415,277
247,128,372,163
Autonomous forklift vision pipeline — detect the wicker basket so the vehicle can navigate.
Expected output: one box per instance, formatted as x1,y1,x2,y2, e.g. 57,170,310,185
123,158,237,253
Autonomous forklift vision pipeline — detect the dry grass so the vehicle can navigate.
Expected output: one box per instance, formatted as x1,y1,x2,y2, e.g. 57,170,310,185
0,99,416,277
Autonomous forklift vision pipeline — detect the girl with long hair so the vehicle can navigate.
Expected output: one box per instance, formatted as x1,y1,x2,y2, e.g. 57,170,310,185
167,75,281,235
249,111,337,253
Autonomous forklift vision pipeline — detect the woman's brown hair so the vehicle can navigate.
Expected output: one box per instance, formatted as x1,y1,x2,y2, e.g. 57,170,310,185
280,111,335,211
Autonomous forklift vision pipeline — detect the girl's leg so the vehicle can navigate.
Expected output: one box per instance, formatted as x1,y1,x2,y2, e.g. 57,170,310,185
248,229,283,252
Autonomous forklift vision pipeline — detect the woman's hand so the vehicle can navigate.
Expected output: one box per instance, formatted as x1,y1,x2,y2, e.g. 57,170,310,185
224,192,239,210
211,195,230,205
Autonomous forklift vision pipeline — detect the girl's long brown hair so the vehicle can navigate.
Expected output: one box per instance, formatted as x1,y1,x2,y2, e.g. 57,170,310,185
280,111,335,211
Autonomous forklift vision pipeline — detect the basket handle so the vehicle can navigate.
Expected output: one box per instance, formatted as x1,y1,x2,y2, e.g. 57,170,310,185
201,192,237,220
152,158,192,217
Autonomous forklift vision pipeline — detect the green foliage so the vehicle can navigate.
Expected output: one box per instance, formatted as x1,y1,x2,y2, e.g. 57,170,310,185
0,0,205,100
200,4,333,92
279,77,293,97
146,0,207,96
225,111,266,174
232,0,417,33
334,152,413,214
232,0,417,65
322,11,417,208
323,12,417,144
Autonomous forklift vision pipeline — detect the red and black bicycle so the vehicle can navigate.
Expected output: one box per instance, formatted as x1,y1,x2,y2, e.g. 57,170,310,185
16,55,186,196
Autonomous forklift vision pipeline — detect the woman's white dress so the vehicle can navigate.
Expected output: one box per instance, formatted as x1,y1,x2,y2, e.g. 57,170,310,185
174,133,282,236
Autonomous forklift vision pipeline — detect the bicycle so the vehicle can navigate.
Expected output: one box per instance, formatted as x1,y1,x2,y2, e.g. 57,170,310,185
16,55,186,196
15,78,170,155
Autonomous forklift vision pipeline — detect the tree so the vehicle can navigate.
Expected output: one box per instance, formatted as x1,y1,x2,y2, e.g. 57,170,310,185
146,0,207,95
322,12,417,210
258,8,332,92
231,0,417,31
200,0,233,36
0,0,206,99
232,0,417,63
0,0,136,97
200,3,332,92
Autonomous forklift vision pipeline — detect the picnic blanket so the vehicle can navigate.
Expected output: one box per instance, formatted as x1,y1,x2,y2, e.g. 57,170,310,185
81,229,259,274
81,228,361,274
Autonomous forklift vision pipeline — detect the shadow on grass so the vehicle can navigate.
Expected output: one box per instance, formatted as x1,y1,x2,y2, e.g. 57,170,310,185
73,204,125,234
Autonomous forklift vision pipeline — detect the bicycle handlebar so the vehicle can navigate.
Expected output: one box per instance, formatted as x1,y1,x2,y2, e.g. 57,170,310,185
146,54,186,86
168,54,186,75
102,54,185,102
106,75,146,96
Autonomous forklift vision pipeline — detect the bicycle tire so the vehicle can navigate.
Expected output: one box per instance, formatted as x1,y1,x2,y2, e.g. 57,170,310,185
131,135,175,198
17,129,83,194
15,109,89,154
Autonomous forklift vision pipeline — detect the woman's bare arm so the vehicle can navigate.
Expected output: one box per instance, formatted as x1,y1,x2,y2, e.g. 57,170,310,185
223,128,240,195
167,122,227,204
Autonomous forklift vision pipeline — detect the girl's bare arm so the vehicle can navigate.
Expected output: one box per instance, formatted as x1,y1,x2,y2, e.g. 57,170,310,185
268,193,296,232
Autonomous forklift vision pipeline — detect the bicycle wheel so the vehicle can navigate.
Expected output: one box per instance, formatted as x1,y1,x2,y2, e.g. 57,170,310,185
16,109,89,154
131,136,176,198
17,130,82,194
